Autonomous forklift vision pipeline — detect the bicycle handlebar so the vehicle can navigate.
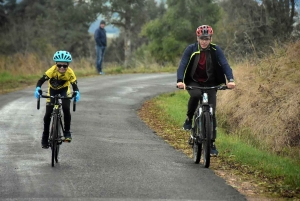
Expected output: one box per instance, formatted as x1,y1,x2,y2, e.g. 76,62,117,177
177,85,229,90
185,85,228,90
37,90,77,112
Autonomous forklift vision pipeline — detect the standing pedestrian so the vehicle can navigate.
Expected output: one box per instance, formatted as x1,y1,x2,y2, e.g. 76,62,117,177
94,20,107,75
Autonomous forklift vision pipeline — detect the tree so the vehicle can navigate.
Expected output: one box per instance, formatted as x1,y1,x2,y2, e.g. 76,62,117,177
46,0,97,56
262,0,297,40
217,0,298,59
141,0,221,64
0,0,9,27
0,0,98,56
92,0,160,67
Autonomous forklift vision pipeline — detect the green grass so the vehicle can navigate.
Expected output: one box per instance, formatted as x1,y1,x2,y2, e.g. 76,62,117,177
0,71,40,93
153,91,188,125
151,91,300,198
218,133,300,187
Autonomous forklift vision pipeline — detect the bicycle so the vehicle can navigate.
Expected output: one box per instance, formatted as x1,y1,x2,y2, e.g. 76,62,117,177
183,85,228,168
37,90,77,167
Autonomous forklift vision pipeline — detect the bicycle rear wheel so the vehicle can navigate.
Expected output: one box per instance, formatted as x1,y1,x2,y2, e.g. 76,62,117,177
202,111,212,168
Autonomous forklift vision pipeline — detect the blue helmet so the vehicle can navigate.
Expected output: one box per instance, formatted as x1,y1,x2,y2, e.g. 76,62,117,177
53,50,72,63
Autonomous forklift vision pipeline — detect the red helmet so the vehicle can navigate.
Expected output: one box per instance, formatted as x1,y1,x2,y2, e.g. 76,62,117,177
196,25,213,37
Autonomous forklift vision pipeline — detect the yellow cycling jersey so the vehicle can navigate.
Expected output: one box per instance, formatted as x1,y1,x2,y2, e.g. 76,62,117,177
45,65,77,90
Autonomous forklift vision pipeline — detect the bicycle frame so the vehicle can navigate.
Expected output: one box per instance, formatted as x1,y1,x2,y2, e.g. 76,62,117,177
50,96,64,142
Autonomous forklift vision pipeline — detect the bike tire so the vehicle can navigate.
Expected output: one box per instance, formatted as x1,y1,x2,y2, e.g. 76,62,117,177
202,111,212,168
192,124,201,164
51,114,59,167
55,142,59,163
55,119,63,163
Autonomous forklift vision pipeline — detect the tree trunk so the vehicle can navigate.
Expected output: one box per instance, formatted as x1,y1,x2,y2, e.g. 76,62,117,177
124,30,131,68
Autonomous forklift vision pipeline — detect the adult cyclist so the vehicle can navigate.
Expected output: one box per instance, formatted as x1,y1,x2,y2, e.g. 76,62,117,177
176,25,236,156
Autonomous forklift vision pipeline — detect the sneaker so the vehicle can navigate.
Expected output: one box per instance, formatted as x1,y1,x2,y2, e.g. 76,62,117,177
99,72,105,75
210,142,219,156
182,118,192,130
63,131,72,143
41,134,49,149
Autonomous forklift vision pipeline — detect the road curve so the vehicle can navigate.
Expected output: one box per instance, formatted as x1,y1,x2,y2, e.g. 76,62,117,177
0,73,246,200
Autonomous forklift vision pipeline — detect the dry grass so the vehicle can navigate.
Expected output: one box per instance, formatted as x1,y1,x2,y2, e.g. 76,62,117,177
0,52,177,94
217,41,300,159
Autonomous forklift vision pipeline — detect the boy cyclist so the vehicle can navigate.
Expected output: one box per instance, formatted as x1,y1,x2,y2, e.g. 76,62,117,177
34,50,80,149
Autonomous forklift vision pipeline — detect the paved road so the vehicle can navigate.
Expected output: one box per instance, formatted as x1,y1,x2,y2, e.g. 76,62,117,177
0,74,246,200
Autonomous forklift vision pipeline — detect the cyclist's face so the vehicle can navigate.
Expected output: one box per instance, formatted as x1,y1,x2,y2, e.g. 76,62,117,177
198,37,211,49
56,62,69,73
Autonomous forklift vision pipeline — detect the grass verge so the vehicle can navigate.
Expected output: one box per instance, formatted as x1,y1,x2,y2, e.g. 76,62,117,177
138,90,300,199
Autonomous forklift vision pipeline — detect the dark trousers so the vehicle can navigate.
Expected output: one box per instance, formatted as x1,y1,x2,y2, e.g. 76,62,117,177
43,87,71,135
186,81,217,141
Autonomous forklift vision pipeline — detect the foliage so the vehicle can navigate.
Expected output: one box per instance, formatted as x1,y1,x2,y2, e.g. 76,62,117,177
0,0,299,67
141,0,221,64
91,0,165,67
216,0,299,60
0,0,97,57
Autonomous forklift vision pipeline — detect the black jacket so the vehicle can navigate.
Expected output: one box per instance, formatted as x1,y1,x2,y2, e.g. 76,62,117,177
94,27,107,47
177,43,234,85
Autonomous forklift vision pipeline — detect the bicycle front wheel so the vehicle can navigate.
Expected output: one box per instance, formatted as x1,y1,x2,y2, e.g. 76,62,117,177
192,123,202,164
55,119,64,163
51,114,59,167
54,142,59,163
202,111,212,168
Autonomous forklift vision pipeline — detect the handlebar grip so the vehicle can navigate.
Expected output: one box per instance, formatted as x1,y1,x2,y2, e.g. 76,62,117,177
219,85,229,90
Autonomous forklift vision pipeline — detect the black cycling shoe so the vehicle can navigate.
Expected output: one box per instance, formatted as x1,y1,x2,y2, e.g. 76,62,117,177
183,118,192,130
210,142,219,157
63,131,72,143
41,134,49,149
188,137,194,145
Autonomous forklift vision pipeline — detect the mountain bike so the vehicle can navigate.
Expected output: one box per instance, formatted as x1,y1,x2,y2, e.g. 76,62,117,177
37,90,77,167
185,85,228,168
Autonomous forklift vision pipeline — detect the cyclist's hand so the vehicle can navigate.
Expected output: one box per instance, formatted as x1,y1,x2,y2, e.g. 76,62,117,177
177,82,186,90
227,82,236,89
75,91,80,102
34,87,41,98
